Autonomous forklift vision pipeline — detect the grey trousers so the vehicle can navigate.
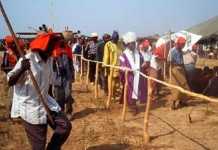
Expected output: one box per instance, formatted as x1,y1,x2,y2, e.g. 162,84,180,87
22,112,72,150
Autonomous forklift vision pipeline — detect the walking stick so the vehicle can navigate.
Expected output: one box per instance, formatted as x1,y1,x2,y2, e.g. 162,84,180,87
94,62,99,99
144,79,152,144
121,70,129,122
0,0,54,125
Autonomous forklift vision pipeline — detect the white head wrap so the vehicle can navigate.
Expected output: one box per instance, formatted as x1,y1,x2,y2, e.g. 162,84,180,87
122,32,137,44
91,32,98,37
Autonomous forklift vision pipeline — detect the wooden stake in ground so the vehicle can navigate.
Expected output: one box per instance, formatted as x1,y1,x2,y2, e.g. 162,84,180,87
74,55,78,82
0,0,54,125
80,48,84,83
86,61,90,90
144,78,152,144
122,70,129,122
106,68,113,109
95,62,99,99
80,57,83,83
169,31,172,82
163,41,167,80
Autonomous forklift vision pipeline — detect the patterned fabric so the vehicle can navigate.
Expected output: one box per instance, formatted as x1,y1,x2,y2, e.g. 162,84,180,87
88,41,97,59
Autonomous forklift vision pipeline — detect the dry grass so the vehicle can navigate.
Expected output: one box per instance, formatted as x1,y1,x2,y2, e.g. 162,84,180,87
0,72,30,150
2,73,218,150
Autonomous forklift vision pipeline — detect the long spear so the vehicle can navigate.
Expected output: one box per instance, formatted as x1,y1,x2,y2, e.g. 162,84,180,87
0,0,54,125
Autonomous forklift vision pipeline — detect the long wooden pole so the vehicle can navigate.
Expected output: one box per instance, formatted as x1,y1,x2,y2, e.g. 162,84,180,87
122,70,129,122
74,55,77,82
94,62,99,99
169,31,172,82
0,0,54,125
86,61,90,90
144,78,152,144
106,68,113,109
80,47,84,83
163,40,167,80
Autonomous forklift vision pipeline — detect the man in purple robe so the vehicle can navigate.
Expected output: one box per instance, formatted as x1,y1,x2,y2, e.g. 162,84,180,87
119,32,147,115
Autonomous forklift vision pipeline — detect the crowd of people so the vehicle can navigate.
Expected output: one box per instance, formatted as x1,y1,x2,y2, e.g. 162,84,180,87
1,24,218,150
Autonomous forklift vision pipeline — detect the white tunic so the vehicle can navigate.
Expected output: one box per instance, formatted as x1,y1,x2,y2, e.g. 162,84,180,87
7,52,61,125
123,49,140,99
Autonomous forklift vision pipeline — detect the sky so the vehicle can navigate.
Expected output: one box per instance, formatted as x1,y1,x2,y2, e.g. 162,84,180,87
0,0,218,38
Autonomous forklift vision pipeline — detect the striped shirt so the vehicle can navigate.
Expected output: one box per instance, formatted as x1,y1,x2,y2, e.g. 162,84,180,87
87,41,97,59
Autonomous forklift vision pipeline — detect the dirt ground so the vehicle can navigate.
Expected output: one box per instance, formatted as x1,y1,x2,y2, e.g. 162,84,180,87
196,58,218,69
1,73,218,150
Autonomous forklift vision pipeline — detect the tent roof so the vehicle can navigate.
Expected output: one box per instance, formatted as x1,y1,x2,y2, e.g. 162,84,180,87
187,16,218,39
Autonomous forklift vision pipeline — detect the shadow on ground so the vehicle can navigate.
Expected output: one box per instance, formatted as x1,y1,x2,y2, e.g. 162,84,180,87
73,108,97,120
87,144,129,150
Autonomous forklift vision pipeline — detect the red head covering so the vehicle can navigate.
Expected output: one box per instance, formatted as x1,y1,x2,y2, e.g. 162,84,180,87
30,33,52,51
141,40,150,48
154,45,165,59
4,36,14,46
176,37,186,44
30,33,60,52
153,38,172,60
52,42,73,59
4,35,25,50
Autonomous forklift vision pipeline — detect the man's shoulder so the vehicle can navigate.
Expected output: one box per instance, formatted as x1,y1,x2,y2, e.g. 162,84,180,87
25,51,35,59
105,41,112,46
170,47,176,52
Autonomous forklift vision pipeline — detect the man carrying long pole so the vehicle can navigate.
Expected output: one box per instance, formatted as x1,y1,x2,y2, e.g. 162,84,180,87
0,1,72,150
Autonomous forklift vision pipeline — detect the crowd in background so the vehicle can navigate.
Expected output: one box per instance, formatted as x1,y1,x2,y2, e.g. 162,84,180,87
0,24,218,149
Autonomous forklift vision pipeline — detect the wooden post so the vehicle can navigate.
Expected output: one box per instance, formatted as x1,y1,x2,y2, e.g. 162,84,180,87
144,78,152,144
74,55,77,82
86,61,90,89
163,42,167,81
80,47,84,83
95,62,99,99
122,70,129,122
169,31,172,82
106,67,113,109
80,56,83,83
